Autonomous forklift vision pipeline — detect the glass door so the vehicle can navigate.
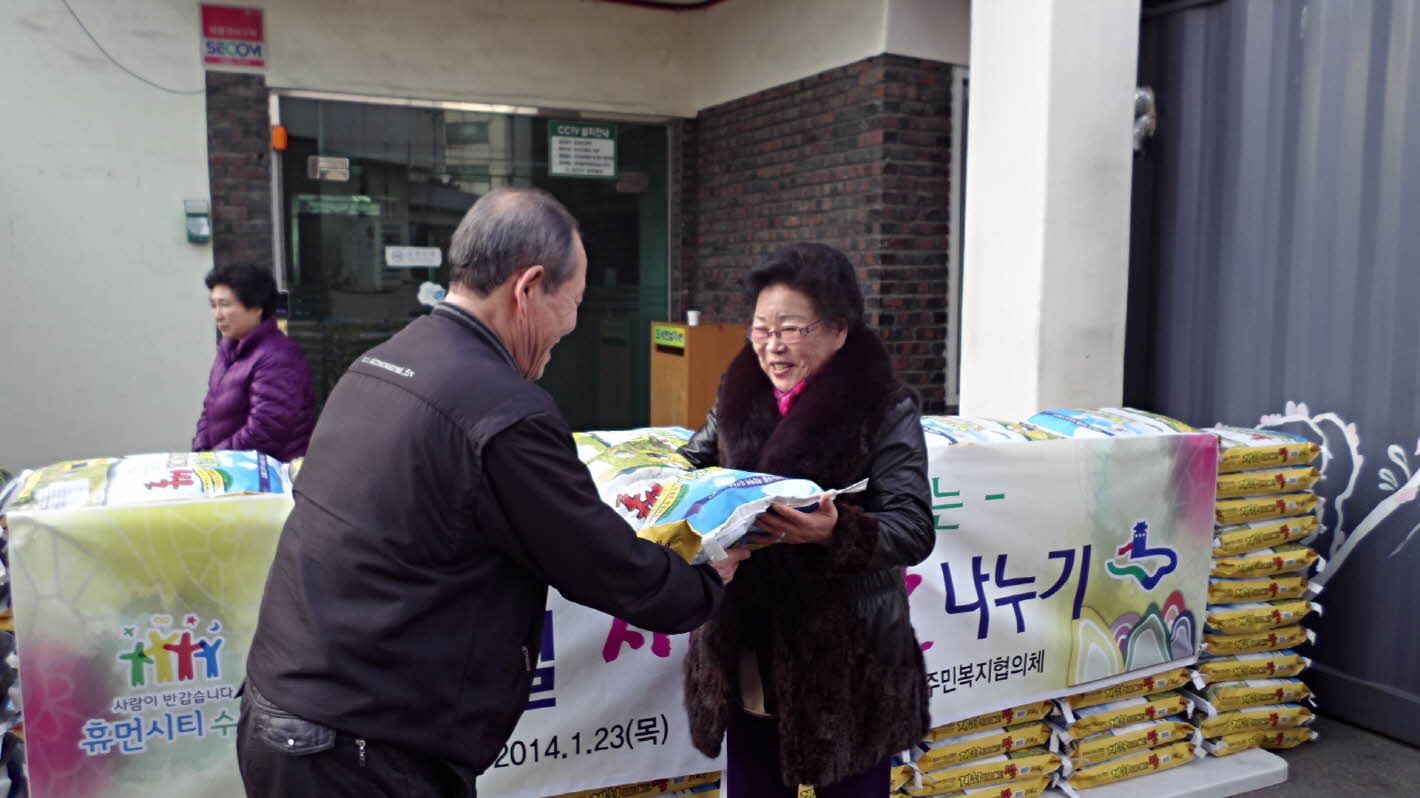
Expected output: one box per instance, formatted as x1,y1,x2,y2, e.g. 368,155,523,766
276,96,668,429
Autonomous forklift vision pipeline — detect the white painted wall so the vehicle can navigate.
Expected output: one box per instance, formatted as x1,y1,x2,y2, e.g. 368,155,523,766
884,0,970,65
958,0,1140,419
1,0,215,470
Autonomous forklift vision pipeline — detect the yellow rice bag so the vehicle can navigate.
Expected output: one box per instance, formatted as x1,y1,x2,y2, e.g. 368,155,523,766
1205,600,1320,634
1213,515,1318,556
1195,704,1315,737
1066,692,1191,739
1067,740,1197,789
905,748,1063,796
1215,467,1320,499
549,772,720,798
1065,668,1193,711
1208,574,1313,603
1206,727,1318,756
1211,544,1321,578
1215,492,1318,525
1195,651,1311,683
918,775,1054,798
926,701,1055,741
1208,426,1320,474
1200,678,1312,712
916,723,1053,772
1204,623,1314,655
1068,719,1198,767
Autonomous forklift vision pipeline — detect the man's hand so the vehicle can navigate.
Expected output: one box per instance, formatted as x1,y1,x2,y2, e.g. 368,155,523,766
710,547,751,585
752,494,838,546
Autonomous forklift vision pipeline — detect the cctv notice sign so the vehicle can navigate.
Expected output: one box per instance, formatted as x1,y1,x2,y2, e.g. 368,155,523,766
202,5,265,69
549,121,617,178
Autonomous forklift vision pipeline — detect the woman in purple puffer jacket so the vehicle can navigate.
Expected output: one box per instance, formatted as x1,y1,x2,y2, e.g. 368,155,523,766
192,264,315,461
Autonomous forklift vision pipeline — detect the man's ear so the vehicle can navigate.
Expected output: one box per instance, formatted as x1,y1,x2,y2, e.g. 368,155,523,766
511,265,546,309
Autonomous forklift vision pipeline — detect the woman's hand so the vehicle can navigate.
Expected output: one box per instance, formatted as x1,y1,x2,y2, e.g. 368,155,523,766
753,494,838,546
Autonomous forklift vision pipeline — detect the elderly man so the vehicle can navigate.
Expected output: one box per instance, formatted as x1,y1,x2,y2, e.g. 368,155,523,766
237,187,746,797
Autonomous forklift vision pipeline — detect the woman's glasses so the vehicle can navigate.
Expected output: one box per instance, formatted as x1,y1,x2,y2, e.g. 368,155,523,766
747,320,823,344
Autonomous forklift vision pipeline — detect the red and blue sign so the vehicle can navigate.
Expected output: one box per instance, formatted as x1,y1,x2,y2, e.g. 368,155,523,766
201,5,265,68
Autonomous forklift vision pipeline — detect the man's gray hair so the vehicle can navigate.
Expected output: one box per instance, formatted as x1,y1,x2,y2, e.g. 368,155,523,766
448,187,580,296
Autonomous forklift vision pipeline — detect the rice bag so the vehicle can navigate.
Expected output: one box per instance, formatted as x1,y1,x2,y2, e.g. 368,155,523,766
1204,727,1318,756
1215,493,1318,525
1195,651,1311,684
913,775,1054,798
1205,600,1321,634
1056,692,1191,740
1190,678,1313,713
4,451,291,511
1064,740,1197,790
1207,574,1316,603
926,701,1055,741
1204,624,1315,655
1208,426,1320,474
1067,719,1198,767
1212,544,1321,578
919,416,1060,444
1061,668,1193,712
905,748,1063,796
1195,704,1315,737
1213,515,1319,556
545,771,720,798
915,723,1053,772
1027,408,1195,439
1215,467,1320,499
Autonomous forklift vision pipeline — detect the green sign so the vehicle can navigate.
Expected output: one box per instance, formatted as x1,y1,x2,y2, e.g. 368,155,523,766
549,120,617,178
652,324,685,349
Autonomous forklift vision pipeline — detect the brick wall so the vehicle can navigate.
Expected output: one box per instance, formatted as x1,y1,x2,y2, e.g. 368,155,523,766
205,72,274,274
680,54,952,410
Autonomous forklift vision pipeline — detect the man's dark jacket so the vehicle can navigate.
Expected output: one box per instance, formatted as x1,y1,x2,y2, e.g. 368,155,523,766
245,303,723,774
680,327,935,787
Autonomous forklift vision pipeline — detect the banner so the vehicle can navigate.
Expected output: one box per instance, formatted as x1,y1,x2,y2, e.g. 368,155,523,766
3,433,1215,798
477,433,1217,797
6,495,291,798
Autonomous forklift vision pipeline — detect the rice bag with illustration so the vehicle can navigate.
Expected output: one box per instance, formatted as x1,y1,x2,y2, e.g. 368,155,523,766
1066,719,1198,768
914,722,1053,773
1213,515,1318,556
1195,703,1315,737
1060,668,1193,712
1189,678,1312,714
1204,727,1318,756
1062,740,1198,791
1205,600,1320,634
919,417,1060,445
1054,692,1191,740
905,748,1064,797
1026,408,1195,439
5,451,291,512
1208,426,1319,474
1215,466,1320,499
926,701,1055,741
1194,651,1311,684
1204,624,1314,656
1215,492,1318,525
1211,544,1321,578
1207,574,1317,603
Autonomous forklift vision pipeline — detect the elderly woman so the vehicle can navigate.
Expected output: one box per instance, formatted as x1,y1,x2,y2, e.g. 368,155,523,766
680,243,935,797
192,264,315,461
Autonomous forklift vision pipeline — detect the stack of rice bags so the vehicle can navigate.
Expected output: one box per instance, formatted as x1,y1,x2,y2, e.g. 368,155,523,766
891,701,1065,798
1190,426,1323,757
0,471,27,798
1046,668,1202,795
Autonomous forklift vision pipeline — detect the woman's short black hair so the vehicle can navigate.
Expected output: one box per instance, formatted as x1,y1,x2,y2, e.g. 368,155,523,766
746,243,865,330
205,264,278,320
